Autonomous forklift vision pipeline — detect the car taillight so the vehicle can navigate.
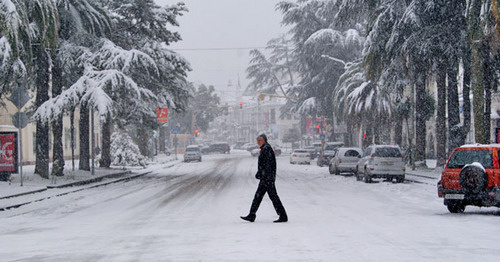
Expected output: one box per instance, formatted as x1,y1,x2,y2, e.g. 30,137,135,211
293,154,296,157
306,155,310,158
371,153,375,158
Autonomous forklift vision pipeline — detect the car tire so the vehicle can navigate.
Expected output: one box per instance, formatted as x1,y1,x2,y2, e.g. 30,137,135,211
354,170,361,181
446,201,465,213
396,175,405,183
364,168,372,183
329,165,334,174
335,169,340,176
459,165,487,194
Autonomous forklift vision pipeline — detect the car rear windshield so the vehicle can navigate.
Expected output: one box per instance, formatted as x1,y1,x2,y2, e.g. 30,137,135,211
325,144,343,150
186,147,199,152
294,150,307,153
447,150,493,169
374,147,401,157
344,150,360,157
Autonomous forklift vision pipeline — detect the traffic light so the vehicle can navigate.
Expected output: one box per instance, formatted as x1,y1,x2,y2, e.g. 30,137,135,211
194,129,199,137
239,101,243,109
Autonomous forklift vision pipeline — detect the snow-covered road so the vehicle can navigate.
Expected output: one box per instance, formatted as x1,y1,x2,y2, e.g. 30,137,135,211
1,151,499,261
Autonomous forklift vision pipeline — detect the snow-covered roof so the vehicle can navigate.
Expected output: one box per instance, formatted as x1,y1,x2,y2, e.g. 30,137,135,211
459,144,500,148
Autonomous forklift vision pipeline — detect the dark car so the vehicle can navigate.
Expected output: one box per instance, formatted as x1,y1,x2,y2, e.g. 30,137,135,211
274,146,282,156
205,142,230,154
317,142,344,167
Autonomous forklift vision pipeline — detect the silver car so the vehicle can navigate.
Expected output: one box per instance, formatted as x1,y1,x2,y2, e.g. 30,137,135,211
184,145,202,162
356,145,405,183
329,147,363,175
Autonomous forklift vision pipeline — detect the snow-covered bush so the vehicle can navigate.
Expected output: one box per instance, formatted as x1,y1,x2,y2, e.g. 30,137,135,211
111,131,147,167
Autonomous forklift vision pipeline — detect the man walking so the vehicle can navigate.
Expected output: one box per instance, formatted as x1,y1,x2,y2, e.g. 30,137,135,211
241,134,288,223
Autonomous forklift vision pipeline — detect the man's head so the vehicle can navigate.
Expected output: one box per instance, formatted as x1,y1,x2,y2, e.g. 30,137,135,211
256,134,267,147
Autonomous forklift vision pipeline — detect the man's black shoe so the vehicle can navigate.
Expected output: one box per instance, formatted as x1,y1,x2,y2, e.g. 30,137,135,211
240,214,256,222
273,217,288,223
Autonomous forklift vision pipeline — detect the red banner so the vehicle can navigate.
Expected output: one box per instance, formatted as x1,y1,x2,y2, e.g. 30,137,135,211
0,132,18,173
156,108,169,123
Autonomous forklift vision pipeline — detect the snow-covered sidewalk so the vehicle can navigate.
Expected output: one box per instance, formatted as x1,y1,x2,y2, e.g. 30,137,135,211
0,153,179,200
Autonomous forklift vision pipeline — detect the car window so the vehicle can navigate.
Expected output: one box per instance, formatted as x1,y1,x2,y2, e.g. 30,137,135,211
186,147,199,152
447,150,493,169
344,150,360,157
363,147,372,157
374,147,401,157
294,150,307,153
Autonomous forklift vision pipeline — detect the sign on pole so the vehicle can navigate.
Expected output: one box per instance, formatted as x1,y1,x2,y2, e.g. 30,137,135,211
0,132,18,180
156,108,169,123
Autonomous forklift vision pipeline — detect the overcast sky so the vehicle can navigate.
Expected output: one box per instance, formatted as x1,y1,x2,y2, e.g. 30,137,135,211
155,0,287,100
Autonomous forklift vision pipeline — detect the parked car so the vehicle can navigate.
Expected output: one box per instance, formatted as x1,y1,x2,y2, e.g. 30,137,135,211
329,147,363,175
203,142,230,154
304,146,317,159
164,146,172,156
246,144,259,152
183,145,202,162
290,149,311,164
273,145,282,156
437,144,500,213
355,145,405,183
317,142,344,167
250,148,260,157
233,141,246,149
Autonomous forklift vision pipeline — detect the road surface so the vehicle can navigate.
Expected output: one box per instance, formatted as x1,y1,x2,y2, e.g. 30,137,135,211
1,151,499,261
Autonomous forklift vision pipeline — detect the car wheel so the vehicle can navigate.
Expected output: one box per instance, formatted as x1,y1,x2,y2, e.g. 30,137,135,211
335,169,340,176
329,165,334,174
396,175,405,183
459,165,487,194
364,168,372,183
446,201,465,213
354,170,361,181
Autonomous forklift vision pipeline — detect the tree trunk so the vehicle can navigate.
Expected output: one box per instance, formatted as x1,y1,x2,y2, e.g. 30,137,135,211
159,125,165,153
447,60,460,153
137,127,151,157
34,46,50,179
483,43,492,143
51,54,65,177
460,52,472,145
469,0,487,143
415,71,427,162
79,103,90,171
436,62,447,167
99,114,112,168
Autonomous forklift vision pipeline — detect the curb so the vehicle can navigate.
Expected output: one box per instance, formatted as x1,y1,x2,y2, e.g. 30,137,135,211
0,171,151,211
46,170,132,189
0,188,48,200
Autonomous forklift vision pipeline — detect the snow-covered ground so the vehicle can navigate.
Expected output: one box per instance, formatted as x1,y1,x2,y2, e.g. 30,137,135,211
0,150,499,261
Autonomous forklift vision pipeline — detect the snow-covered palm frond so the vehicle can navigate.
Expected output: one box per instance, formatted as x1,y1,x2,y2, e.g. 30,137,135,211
0,0,31,98
297,97,317,114
27,0,59,48
56,0,111,37
34,67,157,122
93,39,159,76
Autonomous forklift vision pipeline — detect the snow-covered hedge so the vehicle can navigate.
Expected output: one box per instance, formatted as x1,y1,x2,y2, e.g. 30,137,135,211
111,131,147,167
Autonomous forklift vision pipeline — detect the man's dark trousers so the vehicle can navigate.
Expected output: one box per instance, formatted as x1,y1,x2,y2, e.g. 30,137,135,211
250,180,287,217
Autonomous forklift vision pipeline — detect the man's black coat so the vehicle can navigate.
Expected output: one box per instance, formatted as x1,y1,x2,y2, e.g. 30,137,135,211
255,142,276,182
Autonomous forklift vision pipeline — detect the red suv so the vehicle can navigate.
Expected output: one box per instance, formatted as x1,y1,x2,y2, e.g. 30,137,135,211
437,144,500,213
